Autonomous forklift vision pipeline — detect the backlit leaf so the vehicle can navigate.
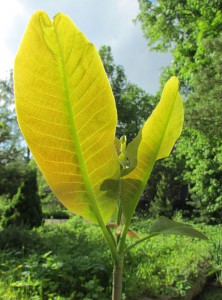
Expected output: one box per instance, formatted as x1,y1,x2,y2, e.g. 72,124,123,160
121,77,184,222
14,11,120,224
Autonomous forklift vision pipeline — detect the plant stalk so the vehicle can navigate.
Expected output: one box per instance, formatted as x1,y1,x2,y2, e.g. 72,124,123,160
112,254,124,300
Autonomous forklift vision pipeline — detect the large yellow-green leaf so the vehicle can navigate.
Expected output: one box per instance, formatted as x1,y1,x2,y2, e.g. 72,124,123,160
14,11,120,224
121,77,184,222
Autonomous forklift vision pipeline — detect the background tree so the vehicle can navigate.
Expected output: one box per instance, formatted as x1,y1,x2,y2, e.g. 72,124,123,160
148,128,222,224
0,73,26,197
1,163,43,228
185,34,222,140
135,0,222,224
99,45,156,141
176,129,222,224
136,0,222,88
149,174,173,218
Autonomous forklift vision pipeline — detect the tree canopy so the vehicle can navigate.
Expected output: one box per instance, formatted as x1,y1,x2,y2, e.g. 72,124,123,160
99,45,156,141
136,0,222,85
135,1,222,223
185,34,222,140
0,73,27,196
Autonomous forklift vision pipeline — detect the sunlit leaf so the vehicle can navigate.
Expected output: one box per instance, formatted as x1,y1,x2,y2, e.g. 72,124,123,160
14,11,120,224
121,77,184,222
149,216,208,240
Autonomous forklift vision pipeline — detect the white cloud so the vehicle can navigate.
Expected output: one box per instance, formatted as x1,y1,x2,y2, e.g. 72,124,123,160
116,0,139,21
0,1,24,39
0,0,171,93
0,0,28,79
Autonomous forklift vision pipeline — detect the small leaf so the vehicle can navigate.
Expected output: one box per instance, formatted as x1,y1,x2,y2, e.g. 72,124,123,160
114,136,129,168
41,251,53,259
120,77,184,223
149,216,208,240
119,135,129,169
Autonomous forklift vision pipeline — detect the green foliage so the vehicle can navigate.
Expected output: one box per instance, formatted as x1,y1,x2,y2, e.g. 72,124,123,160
149,216,207,240
174,129,222,223
210,239,222,285
138,151,185,219
0,226,43,250
126,237,208,298
0,73,26,197
207,225,222,285
1,165,43,229
0,217,219,299
136,0,222,85
149,174,173,218
0,218,112,300
135,0,222,225
185,33,222,140
143,128,222,224
99,45,156,141
0,194,11,218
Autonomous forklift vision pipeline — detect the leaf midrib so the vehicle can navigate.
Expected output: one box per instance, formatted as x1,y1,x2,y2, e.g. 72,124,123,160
53,25,103,223
141,88,179,184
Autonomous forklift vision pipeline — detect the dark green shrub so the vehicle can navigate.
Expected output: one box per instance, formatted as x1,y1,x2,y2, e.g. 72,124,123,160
149,173,173,218
1,166,42,228
0,226,42,251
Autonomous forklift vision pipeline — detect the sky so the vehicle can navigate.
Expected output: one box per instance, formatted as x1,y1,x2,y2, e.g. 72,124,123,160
0,0,172,94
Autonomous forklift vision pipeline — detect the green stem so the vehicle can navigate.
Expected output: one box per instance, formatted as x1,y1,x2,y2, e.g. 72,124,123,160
100,222,118,262
112,254,124,300
124,234,155,253
117,223,130,254
106,225,117,247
